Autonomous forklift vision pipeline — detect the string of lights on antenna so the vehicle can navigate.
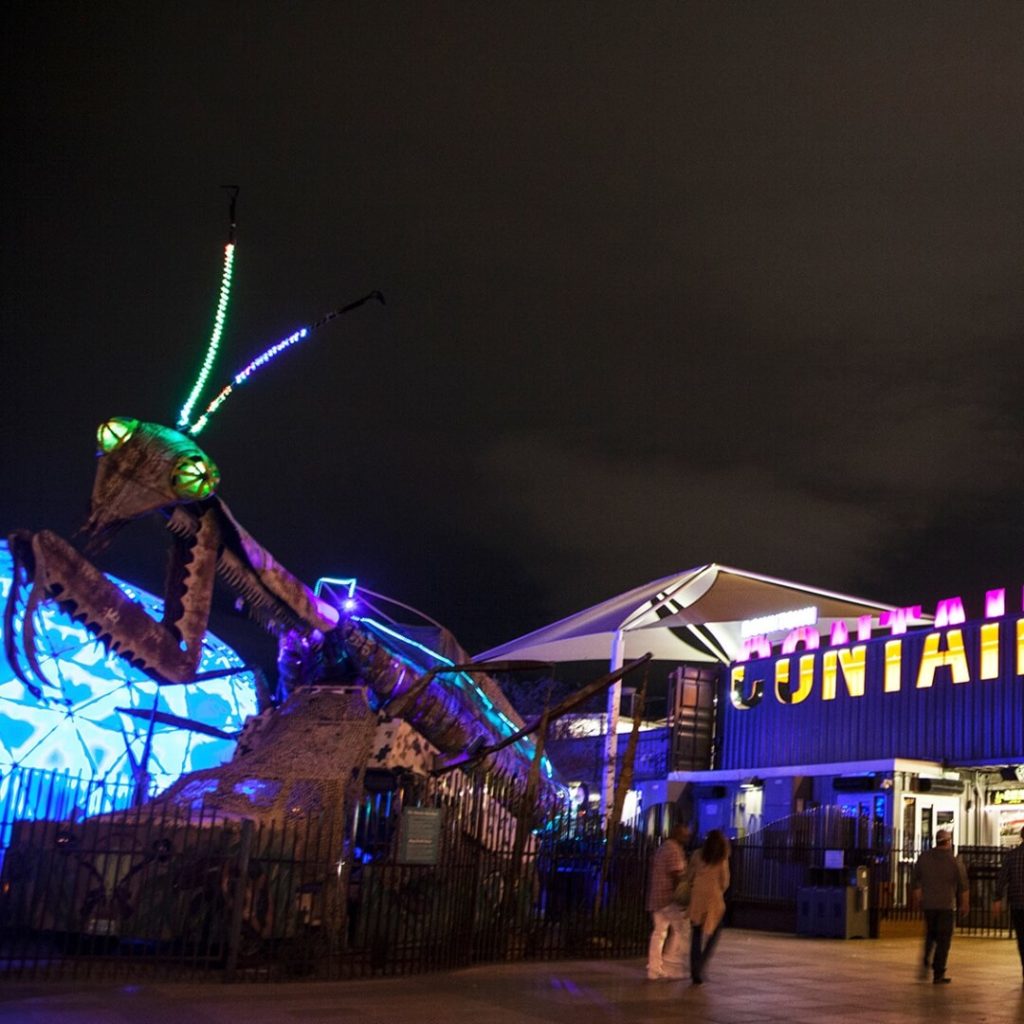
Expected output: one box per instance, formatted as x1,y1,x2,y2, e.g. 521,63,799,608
179,192,238,432
185,291,384,436
172,187,382,436
188,325,309,436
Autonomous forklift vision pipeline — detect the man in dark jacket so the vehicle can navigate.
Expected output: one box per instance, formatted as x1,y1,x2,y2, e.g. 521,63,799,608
911,829,969,984
993,825,1024,983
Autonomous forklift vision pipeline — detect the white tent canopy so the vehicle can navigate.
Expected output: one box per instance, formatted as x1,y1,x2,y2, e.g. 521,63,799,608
476,563,899,666
476,564,903,817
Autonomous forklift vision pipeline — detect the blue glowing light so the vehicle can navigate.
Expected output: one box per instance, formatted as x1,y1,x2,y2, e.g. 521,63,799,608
315,576,357,600
186,291,384,436
0,541,259,788
356,616,556,779
187,326,310,435
315,576,358,617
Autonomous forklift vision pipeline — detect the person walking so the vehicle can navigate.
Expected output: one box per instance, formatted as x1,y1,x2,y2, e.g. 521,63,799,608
910,828,969,984
687,829,730,985
645,822,690,980
992,824,1024,984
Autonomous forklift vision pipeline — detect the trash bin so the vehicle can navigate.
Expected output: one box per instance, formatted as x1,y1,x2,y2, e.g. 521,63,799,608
796,865,869,939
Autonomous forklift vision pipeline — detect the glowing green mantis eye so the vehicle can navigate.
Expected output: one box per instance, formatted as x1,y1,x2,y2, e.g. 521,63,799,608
171,454,221,500
96,417,140,453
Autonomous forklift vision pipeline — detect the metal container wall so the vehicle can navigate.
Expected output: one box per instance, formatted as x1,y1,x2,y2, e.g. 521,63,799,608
720,615,1024,769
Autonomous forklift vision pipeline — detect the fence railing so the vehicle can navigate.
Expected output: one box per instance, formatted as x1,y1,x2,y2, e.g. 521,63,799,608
3,769,1017,980
0,764,652,980
731,810,1016,940
1,766,146,847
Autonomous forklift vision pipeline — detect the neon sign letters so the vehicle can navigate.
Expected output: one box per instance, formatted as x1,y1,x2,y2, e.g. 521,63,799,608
730,587,1024,710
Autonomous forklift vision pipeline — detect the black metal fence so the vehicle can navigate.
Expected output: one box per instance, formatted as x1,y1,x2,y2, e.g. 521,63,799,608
881,843,1011,936
730,809,1017,940
4,771,1017,981
0,765,652,981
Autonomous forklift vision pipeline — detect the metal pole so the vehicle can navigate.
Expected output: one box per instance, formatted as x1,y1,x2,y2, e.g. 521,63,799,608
600,630,625,824
224,818,254,980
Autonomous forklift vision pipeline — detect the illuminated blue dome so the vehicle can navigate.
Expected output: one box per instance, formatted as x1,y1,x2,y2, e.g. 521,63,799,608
0,539,259,789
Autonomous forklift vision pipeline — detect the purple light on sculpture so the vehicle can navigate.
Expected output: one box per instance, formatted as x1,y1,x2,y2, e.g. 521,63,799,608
189,327,310,435
314,576,358,617
314,599,340,627
233,328,310,384
187,292,382,436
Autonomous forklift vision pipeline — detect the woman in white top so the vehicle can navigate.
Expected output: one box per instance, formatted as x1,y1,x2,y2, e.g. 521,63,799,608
687,829,730,984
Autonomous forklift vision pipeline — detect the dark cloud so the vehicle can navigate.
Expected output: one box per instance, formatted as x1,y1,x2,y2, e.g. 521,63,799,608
2,2,1023,665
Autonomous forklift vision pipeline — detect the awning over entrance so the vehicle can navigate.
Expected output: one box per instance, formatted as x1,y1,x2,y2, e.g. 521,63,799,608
476,563,902,819
476,563,899,666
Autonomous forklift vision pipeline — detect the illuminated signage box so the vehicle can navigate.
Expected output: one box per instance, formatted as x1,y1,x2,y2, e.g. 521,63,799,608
990,790,1024,806
721,606,1024,769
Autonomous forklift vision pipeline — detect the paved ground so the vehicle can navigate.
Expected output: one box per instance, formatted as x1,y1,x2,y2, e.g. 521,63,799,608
1,930,1022,1024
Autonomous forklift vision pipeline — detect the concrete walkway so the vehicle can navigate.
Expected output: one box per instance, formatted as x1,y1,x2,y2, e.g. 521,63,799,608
1,930,1021,1024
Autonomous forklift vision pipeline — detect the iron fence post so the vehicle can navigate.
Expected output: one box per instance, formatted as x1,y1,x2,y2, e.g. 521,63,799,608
223,818,254,980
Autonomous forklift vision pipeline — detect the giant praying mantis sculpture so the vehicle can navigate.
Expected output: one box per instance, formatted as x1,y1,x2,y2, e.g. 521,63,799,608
3,196,653,798
3,409,557,783
2,197,556,785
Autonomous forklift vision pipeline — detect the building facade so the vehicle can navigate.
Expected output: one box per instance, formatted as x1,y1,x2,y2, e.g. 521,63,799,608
660,585,1024,849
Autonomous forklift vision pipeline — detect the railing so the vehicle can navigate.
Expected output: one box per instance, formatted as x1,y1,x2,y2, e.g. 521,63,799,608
1,767,143,840
731,810,1016,940
0,765,653,980
5,770,1016,980
882,844,1011,937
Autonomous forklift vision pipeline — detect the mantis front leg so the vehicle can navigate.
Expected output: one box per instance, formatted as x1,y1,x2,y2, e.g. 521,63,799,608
10,511,220,687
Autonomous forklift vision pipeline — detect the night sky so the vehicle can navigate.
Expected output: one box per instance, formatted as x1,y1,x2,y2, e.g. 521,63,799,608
3,4,1023,675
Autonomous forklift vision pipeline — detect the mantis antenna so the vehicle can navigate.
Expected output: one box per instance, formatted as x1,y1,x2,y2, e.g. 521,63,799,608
176,186,240,429
186,290,385,436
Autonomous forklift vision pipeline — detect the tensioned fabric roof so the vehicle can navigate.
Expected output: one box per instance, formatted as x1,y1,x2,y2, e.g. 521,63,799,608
475,563,901,666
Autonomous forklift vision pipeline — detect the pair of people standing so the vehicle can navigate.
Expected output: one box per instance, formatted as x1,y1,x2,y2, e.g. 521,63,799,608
646,825,730,984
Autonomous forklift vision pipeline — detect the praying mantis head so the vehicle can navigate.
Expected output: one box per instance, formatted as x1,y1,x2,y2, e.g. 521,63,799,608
81,417,220,547
76,192,379,551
